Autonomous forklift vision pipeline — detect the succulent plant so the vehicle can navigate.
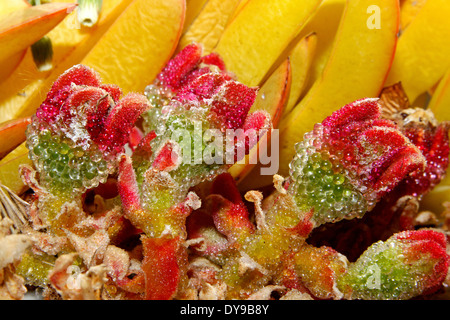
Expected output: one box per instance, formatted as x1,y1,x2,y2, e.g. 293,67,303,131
338,229,449,300
13,46,450,301
26,64,150,195
187,97,449,300
287,98,426,226
23,64,149,236
115,43,271,299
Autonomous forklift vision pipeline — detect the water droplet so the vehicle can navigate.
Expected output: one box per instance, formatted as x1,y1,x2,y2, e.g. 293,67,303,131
334,174,345,185
58,143,70,155
334,201,344,211
69,168,81,180
73,147,84,157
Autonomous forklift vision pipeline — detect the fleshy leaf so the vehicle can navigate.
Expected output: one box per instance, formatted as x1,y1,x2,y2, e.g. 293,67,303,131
142,236,184,300
338,229,449,300
26,65,150,194
287,98,426,226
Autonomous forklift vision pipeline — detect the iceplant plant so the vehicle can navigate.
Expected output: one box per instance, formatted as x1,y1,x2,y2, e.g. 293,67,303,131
23,64,150,234
187,98,449,300
116,43,272,299
306,85,450,261
283,99,448,300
